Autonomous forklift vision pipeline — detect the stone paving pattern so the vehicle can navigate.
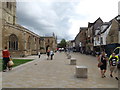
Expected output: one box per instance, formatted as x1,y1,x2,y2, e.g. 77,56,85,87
2,52,118,88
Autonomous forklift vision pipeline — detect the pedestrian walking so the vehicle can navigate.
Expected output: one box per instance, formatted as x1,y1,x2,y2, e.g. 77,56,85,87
46,48,50,60
98,51,108,78
109,53,119,80
38,51,41,58
2,46,11,72
50,50,54,60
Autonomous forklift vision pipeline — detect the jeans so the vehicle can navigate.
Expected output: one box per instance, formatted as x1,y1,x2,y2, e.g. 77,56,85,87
2,57,9,71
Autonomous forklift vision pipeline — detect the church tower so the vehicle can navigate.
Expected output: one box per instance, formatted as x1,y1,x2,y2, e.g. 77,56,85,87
2,1,17,25
0,1,16,56
0,1,3,56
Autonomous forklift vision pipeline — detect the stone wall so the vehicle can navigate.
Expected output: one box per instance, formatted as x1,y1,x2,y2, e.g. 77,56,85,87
0,2,2,57
2,2,16,25
43,37,57,52
106,19,119,44
2,23,40,57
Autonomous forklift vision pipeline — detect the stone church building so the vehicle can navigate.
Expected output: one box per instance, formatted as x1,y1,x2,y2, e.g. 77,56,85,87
0,1,57,57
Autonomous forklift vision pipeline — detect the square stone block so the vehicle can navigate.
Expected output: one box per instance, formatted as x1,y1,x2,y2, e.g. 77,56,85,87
67,55,71,59
70,58,76,65
75,66,88,78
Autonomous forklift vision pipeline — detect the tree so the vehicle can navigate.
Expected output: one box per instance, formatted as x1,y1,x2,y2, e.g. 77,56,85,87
58,39,67,48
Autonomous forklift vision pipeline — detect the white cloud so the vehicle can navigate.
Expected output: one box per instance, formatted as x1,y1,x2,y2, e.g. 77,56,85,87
16,0,119,41
68,0,119,39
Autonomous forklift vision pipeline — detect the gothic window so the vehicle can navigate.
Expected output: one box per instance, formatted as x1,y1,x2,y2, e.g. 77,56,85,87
10,3,12,10
6,2,9,8
28,36,31,49
9,34,18,50
6,2,12,10
35,38,36,44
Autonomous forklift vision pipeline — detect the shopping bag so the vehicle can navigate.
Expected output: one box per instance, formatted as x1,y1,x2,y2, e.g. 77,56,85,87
8,60,14,66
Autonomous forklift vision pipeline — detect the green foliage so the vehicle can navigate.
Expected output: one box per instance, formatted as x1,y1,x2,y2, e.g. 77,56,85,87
58,39,67,48
0,59,33,71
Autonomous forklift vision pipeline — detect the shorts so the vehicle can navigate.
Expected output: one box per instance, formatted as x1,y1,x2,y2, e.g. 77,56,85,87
100,65,107,70
110,66,117,73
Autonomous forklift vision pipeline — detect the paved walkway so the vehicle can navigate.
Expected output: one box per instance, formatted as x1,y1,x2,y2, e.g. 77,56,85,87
2,52,118,88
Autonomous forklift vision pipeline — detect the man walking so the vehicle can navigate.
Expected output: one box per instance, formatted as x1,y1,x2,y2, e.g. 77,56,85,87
109,53,119,80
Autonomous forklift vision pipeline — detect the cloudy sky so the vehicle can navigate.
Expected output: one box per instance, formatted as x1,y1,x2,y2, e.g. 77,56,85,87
16,0,119,42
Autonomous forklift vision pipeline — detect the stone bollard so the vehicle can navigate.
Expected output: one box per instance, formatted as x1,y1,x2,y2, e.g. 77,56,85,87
70,58,76,65
67,54,71,59
67,53,69,56
75,66,88,78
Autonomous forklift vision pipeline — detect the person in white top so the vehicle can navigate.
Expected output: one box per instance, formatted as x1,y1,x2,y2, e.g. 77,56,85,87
38,51,41,58
50,50,54,60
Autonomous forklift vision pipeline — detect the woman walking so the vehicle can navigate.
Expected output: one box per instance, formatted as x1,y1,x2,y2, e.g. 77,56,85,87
2,46,11,72
98,51,108,78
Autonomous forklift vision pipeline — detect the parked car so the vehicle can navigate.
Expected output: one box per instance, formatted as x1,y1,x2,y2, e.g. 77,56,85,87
113,47,120,59
113,47,120,55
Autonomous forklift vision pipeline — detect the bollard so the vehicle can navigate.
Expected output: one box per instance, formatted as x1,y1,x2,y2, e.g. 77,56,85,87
75,66,88,78
70,58,76,65
67,55,71,59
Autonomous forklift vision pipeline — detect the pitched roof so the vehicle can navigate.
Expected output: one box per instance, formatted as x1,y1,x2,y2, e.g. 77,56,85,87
88,22,94,28
93,17,103,24
88,17,103,28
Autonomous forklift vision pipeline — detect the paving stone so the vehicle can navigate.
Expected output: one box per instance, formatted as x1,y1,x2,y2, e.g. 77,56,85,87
2,52,118,88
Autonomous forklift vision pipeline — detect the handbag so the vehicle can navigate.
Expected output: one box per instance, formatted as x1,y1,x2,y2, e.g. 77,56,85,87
98,62,103,67
8,60,14,66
